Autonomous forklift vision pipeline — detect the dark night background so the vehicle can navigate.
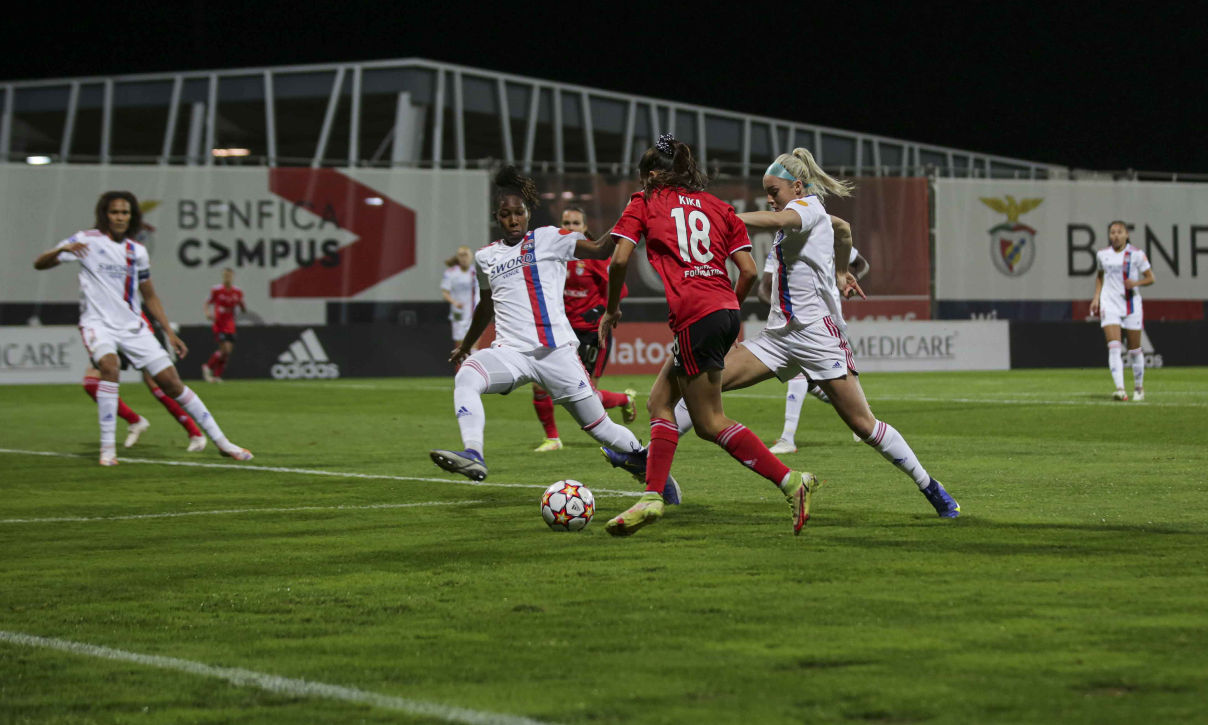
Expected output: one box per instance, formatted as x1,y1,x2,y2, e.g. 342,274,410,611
5,1,1204,173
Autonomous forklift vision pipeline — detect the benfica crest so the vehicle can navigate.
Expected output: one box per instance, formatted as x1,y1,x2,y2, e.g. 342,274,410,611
980,195,1043,276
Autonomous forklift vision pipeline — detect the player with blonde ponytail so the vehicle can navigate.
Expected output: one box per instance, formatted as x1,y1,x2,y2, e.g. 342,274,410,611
672,150,961,519
771,147,855,200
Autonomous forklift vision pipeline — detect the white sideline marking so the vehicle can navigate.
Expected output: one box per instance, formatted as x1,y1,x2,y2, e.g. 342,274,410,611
0,630,555,725
0,500,476,525
724,392,1208,407
0,448,642,498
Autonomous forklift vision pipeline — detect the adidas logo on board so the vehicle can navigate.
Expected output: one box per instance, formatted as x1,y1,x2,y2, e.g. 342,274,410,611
271,329,340,380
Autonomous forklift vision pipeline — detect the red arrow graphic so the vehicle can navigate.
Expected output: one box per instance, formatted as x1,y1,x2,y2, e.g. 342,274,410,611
268,168,416,298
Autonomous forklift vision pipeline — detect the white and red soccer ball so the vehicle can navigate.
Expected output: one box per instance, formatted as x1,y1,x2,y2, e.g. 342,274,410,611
541,480,595,531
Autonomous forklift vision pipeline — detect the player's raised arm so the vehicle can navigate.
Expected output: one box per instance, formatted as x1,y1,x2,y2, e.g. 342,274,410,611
34,240,87,270
738,208,804,232
574,233,619,260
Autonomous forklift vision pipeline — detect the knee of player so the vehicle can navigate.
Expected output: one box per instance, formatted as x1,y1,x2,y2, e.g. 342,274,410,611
454,365,488,393
692,419,725,441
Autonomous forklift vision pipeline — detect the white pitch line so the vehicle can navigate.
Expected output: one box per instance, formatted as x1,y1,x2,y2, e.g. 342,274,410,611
0,631,556,725
0,500,477,525
723,392,1208,407
0,448,642,498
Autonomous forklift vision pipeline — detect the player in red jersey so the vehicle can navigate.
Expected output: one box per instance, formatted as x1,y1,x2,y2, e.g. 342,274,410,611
201,268,245,382
597,134,818,536
530,207,637,452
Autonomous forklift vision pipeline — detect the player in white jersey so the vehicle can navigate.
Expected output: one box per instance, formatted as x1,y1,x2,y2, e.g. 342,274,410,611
673,149,959,518
1090,221,1155,401
33,191,253,466
428,167,680,502
441,246,479,347
759,236,870,452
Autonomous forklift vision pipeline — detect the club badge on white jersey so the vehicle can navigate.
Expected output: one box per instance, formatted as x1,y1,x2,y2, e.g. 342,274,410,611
56,230,151,330
475,226,582,350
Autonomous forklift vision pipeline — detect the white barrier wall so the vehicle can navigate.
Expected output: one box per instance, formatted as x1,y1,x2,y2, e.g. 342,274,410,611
843,320,1009,372
740,319,1010,372
0,326,143,384
934,179,1208,300
0,164,489,325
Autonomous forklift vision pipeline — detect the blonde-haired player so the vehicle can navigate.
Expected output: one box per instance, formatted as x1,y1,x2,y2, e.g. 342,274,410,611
441,246,479,349
1089,221,1155,401
675,148,959,519
760,236,870,454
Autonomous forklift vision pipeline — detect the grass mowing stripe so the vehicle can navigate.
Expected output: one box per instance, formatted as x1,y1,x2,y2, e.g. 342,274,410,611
0,631,557,725
0,448,642,498
0,500,480,525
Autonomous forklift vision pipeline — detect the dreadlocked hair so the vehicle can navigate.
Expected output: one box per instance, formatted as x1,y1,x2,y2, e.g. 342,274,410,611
493,166,540,210
638,133,708,198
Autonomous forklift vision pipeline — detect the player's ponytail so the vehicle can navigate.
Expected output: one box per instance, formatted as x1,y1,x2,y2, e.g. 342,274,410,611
771,148,854,200
638,133,708,197
493,166,540,210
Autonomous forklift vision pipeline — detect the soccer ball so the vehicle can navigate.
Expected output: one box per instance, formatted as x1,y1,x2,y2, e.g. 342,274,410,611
541,480,595,531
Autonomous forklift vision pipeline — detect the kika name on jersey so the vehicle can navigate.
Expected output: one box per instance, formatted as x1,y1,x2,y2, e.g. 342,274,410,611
489,251,537,279
678,195,702,208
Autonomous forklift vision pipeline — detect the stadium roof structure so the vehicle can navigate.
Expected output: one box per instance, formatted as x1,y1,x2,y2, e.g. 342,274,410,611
2,58,1058,178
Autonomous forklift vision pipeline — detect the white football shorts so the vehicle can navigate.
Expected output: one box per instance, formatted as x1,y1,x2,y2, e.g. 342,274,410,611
741,315,857,382
80,321,173,376
1099,298,1143,331
461,342,595,402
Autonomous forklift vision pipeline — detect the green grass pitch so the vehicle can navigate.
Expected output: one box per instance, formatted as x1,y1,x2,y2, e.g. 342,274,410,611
2,368,1206,724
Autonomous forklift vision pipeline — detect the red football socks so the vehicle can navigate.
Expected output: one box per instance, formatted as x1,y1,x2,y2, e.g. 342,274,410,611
715,422,791,484
644,418,679,494
597,389,629,409
151,386,202,437
532,389,559,438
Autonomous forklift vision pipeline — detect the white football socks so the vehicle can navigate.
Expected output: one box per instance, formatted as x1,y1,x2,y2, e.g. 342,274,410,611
452,366,487,455
1107,340,1125,390
780,376,808,442
863,419,930,489
97,380,119,452
564,395,642,454
174,386,231,449
1128,348,1144,390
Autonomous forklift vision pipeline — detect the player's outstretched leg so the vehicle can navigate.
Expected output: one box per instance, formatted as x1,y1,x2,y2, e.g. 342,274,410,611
171,385,252,460
149,384,205,450
432,358,493,480
861,420,958,518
